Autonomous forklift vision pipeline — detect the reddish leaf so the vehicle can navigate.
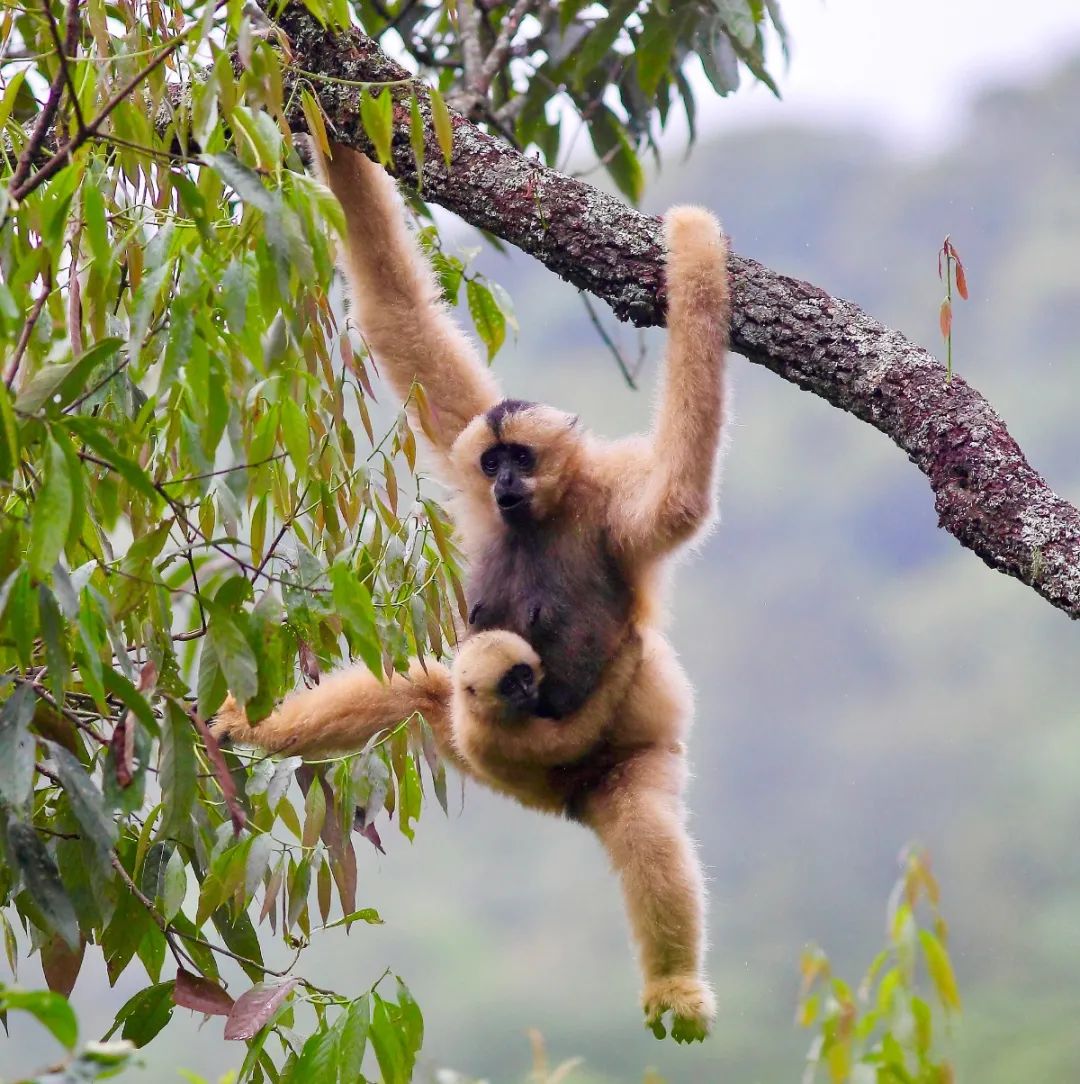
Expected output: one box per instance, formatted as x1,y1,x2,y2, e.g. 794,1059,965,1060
190,710,246,836
298,639,320,687
357,818,385,855
173,968,235,1017
110,717,134,788
223,979,299,1041
137,660,158,693
939,298,952,340
954,257,969,300
41,934,85,997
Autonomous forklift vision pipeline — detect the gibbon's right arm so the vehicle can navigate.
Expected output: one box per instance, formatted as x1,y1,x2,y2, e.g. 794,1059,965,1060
214,659,461,767
606,207,730,566
317,144,501,457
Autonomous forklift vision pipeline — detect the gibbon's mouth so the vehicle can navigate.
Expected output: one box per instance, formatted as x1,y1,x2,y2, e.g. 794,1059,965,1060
496,492,527,511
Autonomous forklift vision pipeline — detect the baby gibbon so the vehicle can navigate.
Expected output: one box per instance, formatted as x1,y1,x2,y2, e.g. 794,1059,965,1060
219,142,731,1042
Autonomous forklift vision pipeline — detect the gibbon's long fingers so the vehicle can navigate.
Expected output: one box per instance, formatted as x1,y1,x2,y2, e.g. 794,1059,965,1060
316,143,501,456
582,748,715,1035
614,207,730,562
213,660,456,761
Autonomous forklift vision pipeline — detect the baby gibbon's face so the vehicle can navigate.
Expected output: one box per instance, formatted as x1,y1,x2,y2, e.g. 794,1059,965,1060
455,630,543,724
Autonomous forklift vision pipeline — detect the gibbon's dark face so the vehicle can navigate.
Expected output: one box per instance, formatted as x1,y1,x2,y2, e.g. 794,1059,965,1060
479,442,537,523
495,661,539,717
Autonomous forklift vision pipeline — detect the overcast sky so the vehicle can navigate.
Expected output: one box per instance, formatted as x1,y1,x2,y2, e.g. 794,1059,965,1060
700,0,1080,151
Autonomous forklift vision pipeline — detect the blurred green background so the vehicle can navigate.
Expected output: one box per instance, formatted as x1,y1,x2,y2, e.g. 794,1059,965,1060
9,53,1080,1084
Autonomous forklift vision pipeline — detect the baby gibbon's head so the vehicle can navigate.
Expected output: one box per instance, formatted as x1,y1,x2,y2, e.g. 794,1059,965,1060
454,630,544,723
450,399,584,525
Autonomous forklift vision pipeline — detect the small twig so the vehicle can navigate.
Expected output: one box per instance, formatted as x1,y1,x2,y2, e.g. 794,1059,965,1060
41,0,86,133
64,354,130,411
9,32,68,191
5,266,52,388
158,451,288,486
580,291,638,390
477,0,534,94
457,0,485,99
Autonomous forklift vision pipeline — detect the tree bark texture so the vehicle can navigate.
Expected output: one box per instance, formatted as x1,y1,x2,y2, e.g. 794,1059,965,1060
274,5,1080,621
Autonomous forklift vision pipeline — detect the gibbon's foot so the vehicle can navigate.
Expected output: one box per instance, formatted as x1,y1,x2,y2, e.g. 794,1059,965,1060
642,975,716,1044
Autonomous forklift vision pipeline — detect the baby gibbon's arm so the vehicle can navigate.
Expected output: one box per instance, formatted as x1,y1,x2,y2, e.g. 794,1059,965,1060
214,660,461,765
317,143,501,456
608,208,730,564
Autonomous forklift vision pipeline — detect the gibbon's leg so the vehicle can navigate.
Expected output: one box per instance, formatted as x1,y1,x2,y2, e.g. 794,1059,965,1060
581,747,715,1043
608,207,730,563
316,144,501,456
213,660,466,771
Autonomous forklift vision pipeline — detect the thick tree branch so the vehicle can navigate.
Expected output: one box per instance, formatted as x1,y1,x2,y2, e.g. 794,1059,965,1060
272,7,1080,621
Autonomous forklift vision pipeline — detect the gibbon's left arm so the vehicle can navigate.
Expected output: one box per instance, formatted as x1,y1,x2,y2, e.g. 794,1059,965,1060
607,208,730,565
317,143,502,457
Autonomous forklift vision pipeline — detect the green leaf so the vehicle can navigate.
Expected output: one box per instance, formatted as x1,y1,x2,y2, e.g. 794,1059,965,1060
335,995,370,1077
300,88,331,156
637,13,675,99
279,394,310,479
0,381,18,483
408,93,425,184
45,741,118,858
360,87,394,167
302,773,326,849
83,183,111,265
919,929,962,1011
370,994,406,1084
160,703,197,838
108,981,175,1047
28,435,74,579
7,819,81,950
696,15,741,96
161,848,187,922
586,105,644,203
329,562,382,676
0,684,36,807
15,337,123,414
292,1025,339,1084
465,279,506,361
574,0,637,81
429,88,453,166
0,988,78,1050
207,603,259,707
321,907,383,931
64,416,159,503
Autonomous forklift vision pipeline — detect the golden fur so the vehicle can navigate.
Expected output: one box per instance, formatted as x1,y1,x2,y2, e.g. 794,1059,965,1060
222,143,731,1042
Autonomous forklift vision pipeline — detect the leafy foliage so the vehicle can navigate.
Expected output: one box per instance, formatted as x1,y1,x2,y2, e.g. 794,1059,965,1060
797,848,960,1084
0,0,784,1078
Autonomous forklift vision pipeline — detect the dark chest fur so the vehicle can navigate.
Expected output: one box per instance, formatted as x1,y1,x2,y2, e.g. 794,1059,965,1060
467,517,632,719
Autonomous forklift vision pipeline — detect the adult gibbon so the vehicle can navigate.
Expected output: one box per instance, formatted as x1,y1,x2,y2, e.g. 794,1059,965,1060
217,143,730,1042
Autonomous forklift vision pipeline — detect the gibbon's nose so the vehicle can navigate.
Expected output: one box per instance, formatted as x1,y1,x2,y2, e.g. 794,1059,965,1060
496,663,536,707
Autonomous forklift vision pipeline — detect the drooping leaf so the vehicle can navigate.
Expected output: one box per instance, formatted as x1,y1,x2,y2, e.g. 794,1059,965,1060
429,88,453,166
45,741,119,858
0,988,78,1050
28,435,74,579
224,979,299,1041
173,968,236,1017
0,684,36,807
7,820,81,951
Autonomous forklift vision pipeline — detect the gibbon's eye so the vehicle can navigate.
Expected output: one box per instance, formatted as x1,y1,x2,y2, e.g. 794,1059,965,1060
511,445,535,472
479,448,500,476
